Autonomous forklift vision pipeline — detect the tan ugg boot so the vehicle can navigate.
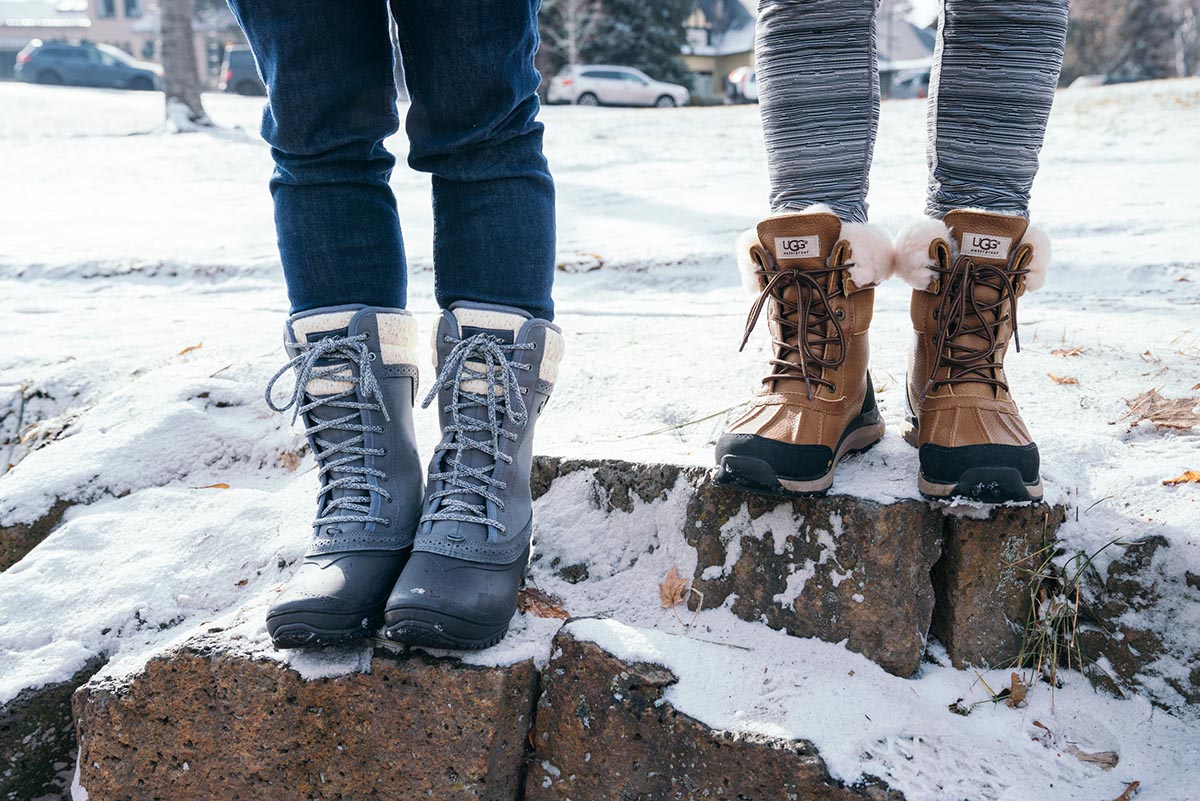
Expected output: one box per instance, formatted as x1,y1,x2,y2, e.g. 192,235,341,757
894,209,1051,502
715,206,893,496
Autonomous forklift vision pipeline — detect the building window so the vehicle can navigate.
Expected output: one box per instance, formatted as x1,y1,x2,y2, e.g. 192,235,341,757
125,0,142,18
97,0,116,18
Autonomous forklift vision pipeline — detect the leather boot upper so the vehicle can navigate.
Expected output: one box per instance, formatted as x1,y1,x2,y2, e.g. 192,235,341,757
724,212,889,452
902,210,1046,450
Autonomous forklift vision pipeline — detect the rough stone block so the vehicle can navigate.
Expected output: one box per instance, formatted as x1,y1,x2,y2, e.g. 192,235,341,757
1,658,103,801
73,640,538,801
686,485,943,677
931,504,1066,668
526,625,903,801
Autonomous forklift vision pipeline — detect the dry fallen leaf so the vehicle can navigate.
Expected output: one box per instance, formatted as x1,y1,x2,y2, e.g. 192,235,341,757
194,482,230,490
516,586,570,620
1048,373,1079,385
1066,744,1119,770
1162,470,1200,486
659,566,690,609
235,578,248,587
178,342,204,356
1006,672,1028,708
278,451,303,472
1111,780,1139,801
1051,346,1084,357
1124,389,1200,430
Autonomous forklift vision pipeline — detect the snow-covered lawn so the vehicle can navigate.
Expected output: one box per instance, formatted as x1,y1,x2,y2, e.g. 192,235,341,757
1,79,1199,800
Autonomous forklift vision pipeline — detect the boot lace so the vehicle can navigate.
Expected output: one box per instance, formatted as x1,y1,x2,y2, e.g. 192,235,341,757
421,333,534,537
739,247,850,400
265,333,392,527
928,253,1029,393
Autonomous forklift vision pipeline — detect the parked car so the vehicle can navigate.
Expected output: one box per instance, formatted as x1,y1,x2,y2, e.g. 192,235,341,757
14,40,162,91
219,45,265,96
547,65,689,108
726,66,758,104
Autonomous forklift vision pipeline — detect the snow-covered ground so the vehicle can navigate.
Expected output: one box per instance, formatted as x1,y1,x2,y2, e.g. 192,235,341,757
1,80,1199,800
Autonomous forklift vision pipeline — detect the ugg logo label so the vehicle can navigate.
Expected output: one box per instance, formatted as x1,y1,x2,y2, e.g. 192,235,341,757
774,236,819,259
961,233,1012,259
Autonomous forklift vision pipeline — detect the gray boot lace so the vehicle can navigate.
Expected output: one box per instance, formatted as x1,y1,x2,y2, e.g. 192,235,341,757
265,333,393,527
421,333,534,537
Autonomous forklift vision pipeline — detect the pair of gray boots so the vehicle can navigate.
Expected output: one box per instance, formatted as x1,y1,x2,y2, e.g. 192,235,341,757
264,302,563,651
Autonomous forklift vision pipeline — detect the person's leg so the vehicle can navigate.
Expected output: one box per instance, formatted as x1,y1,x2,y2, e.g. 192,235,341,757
756,0,880,223
230,1,425,647
925,0,1069,217
715,0,894,497
381,0,562,649
896,0,1067,503
228,0,406,312
389,0,555,320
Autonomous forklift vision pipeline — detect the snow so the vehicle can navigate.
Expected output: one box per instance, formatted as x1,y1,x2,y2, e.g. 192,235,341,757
570,615,1198,801
1,78,1198,799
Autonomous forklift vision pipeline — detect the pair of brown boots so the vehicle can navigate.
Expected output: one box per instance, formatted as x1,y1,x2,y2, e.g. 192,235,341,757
715,207,1050,503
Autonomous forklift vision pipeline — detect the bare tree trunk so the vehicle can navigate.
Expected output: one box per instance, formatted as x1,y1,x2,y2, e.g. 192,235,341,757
159,0,211,130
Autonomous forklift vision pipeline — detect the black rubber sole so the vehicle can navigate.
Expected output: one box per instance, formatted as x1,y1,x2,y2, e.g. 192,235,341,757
918,466,1043,503
381,618,508,652
714,415,885,498
267,610,383,649
382,610,511,651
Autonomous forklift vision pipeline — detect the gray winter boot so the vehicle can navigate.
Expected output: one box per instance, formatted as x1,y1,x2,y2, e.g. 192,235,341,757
383,301,563,649
264,305,424,648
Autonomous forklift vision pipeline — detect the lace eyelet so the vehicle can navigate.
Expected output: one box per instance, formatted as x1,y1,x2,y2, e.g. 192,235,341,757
835,309,846,320
379,448,388,457
368,352,377,361
384,519,392,527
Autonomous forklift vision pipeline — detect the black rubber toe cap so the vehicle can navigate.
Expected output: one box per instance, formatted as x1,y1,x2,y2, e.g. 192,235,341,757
715,433,833,482
919,442,1040,485
266,550,409,646
383,548,529,649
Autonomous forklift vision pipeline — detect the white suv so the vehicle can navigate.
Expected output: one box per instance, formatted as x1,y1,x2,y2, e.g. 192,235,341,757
547,65,690,108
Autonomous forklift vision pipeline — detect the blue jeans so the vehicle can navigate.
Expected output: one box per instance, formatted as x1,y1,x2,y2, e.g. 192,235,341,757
228,0,556,320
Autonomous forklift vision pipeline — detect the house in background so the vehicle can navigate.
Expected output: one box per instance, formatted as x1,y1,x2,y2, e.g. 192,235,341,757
680,0,935,103
682,0,755,101
0,0,245,85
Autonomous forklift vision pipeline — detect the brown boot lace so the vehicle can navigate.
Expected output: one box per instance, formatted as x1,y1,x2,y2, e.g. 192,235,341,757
928,249,1031,393
738,245,852,400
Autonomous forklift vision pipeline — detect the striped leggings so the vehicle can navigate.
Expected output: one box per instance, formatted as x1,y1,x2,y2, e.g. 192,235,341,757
757,0,1070,223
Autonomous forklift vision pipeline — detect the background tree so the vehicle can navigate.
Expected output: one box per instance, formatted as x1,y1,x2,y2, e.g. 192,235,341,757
580,0,694,86
159,0,211,130
540,0,606,76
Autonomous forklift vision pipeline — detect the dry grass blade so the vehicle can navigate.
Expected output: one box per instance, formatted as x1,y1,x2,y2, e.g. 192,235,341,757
194,482,230,489
1051,346,1085,357
1162,470,1200,486
178,342,204,356
1111,780,1139,801
1047,373,1079,385
517,586,570,620
1123,388,1200,430
1065,744,1119,770
659,566,690,608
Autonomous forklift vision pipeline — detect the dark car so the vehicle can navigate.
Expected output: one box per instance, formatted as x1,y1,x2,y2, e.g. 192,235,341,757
219,46,265,96
14,40,162,90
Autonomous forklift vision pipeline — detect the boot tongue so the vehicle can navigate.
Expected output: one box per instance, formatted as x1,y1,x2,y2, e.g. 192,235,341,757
944,210,1028,266
432,305,531,543
751,213,843,394
755,212,843,270
936,212,1029,400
